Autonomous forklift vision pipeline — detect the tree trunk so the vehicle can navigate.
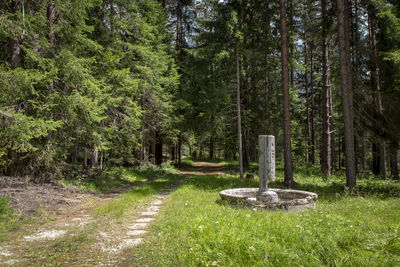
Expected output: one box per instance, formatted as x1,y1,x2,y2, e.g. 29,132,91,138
337,0,356,188
100,149,103,170
91,148,98,167
155,130,163,166
9,0,23,69
321,0,331,179
171,144,175,162
390,141,399,180
372,142,380,175
368,4,387,179
47,1,56,46
304,23,312,164
330,85,336,171
236,42,244,180
360,137,365,172
140,126,146,162
148,130,154,163
178,133,182,165
209,135,214,159
280,0,294,188
310,38,315,164
242,130,250,170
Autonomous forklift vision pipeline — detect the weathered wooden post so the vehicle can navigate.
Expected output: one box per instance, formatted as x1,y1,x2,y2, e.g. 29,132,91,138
258,135,278,202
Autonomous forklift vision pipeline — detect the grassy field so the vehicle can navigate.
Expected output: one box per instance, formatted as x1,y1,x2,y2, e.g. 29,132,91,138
124,164,400,266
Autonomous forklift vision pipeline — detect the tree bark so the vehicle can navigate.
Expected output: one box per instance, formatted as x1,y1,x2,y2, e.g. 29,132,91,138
390,141,399,180
236,42,244,180
337,0,356,187
209,135,214,159
304,22,312,164
330,85,336,171
91,148,98,167
321,0,331,179
171,144,175,162
372,142,380,175
310,38,315,164
280,0,294,188
178,133,182,165
9,0,23,69
368,4,387,179
47,1,56,46
155,130,163,165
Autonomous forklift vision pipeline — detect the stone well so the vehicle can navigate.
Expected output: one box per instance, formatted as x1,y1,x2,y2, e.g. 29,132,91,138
219,135,318,211
219,188,318,211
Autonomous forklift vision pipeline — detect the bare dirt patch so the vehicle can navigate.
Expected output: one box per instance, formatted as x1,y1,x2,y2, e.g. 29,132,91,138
0,176,86,214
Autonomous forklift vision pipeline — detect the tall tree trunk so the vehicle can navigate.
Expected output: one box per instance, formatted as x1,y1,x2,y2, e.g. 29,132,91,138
175,0,183,61
140,126,146,162
148,129,155,163
372,142,380,175
330,86,336,171
280,0,294,187
360,137,365,172
236,43,244,180
304,23,312,164
310,38,315,164
321,0,331,179
91,148,98,167
47,1,56,46
288,0,294,88
178,133,182,165
209,135,214,159
155,130,163,166
171,144,175,162
337,0,356,187
390,141,399,180
9,0,23,69
368,4,387,179
242,130,250,170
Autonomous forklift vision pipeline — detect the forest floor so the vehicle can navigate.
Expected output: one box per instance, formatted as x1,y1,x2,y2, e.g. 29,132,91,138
0,161,223,266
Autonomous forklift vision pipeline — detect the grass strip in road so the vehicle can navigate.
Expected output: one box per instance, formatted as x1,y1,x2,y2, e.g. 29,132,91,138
125,172,400,266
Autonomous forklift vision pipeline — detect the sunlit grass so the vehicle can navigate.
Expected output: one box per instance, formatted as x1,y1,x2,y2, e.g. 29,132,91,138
125,167,400,266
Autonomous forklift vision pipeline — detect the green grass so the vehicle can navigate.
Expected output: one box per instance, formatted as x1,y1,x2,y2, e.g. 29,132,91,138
94,173,182,218
61,164,177,193
124,168,400,266
0,197,31,241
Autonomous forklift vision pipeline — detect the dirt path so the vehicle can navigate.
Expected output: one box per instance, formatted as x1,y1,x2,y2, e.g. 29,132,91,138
0,162,225,266
179,161,226,176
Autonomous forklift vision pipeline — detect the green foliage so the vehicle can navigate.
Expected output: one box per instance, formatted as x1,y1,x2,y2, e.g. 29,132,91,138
0,0,178,177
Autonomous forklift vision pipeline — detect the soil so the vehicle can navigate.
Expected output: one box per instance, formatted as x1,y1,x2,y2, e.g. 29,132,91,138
0,176,86,214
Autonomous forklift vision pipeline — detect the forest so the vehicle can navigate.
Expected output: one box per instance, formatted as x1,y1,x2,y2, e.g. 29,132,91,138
1,0,399,185
0,0,400,265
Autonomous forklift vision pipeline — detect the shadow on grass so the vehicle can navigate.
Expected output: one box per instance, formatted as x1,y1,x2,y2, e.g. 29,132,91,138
62,166,174,193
